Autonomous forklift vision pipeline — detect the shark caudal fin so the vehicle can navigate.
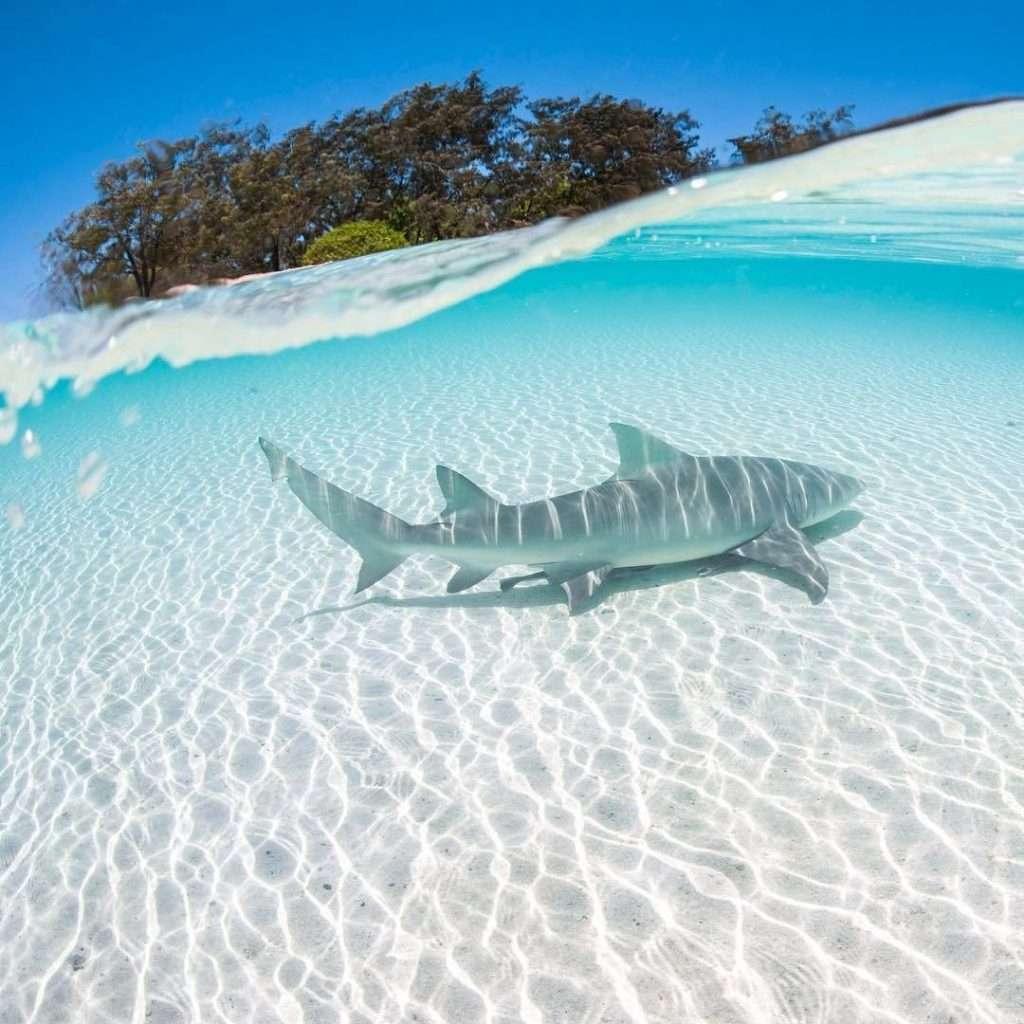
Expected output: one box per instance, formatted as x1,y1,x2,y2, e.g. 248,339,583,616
258,437,412,593
258,437,288,481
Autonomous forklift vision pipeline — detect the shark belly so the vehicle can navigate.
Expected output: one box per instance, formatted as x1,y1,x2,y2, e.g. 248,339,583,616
603,529,762,568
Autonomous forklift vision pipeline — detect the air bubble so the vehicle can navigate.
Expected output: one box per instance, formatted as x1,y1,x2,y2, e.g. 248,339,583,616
77,452,108,500
21,430,41,459
0,408,16,445
770,190,788,203
689,177,707,190
120,405,141,427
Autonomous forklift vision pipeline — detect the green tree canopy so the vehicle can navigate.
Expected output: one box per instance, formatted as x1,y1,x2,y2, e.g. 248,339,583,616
728,105,855,164
301,221,408,265
45,137,195,305
43,75,853,308
517,95,713,220
316,73,526,242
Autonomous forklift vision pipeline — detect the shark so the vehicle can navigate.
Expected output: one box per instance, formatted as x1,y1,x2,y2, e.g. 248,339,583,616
258,424,864,615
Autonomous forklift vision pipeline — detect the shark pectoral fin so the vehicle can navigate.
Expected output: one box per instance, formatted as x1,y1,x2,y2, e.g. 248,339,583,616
560,566,612,616
734,519,829,603
446,564,494,594
436,465,500,517
528,560,610,614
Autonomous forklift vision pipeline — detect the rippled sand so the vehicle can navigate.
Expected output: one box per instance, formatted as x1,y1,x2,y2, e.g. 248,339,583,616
1,258,1022,1023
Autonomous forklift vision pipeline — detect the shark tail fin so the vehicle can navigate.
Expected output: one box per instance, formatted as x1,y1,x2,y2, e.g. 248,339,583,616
258,437,412,593
259,437,288,481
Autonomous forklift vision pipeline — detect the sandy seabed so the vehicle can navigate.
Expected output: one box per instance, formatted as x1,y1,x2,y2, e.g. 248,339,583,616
1,259,1023,1024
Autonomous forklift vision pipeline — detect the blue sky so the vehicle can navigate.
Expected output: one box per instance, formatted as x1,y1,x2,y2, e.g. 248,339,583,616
1,0,1020,320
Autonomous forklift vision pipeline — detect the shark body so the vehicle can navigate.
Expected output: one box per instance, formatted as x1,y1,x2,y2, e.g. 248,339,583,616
259,424,864,614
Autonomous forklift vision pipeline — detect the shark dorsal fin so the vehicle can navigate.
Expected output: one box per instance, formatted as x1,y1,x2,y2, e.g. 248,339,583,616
436,465,499,517
609,423,689,477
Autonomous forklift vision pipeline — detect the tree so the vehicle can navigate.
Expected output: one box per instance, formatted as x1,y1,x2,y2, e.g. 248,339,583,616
728,105,855,164
45,138,195,303
41,241,94,310
179,121,336,277
513,95,714,221
319,73,524,243
176,122,267,278
302,221,408,265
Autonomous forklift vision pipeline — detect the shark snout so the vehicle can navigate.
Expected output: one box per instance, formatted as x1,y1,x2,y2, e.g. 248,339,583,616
840,473,866,503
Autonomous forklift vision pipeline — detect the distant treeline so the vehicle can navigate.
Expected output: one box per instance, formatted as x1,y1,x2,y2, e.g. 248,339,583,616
44,74,854,308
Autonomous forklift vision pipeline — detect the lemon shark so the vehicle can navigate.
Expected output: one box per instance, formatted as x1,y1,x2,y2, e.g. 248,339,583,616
259,425,863,614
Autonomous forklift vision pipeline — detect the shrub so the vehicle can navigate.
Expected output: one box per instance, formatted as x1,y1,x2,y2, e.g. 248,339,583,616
301,220,408,265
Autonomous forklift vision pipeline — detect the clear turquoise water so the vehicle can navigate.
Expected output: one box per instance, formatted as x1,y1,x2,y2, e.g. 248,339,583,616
1,105,1023,1023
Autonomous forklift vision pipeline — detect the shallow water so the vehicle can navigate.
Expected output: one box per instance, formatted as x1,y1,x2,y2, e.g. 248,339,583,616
1,104,1024,1024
